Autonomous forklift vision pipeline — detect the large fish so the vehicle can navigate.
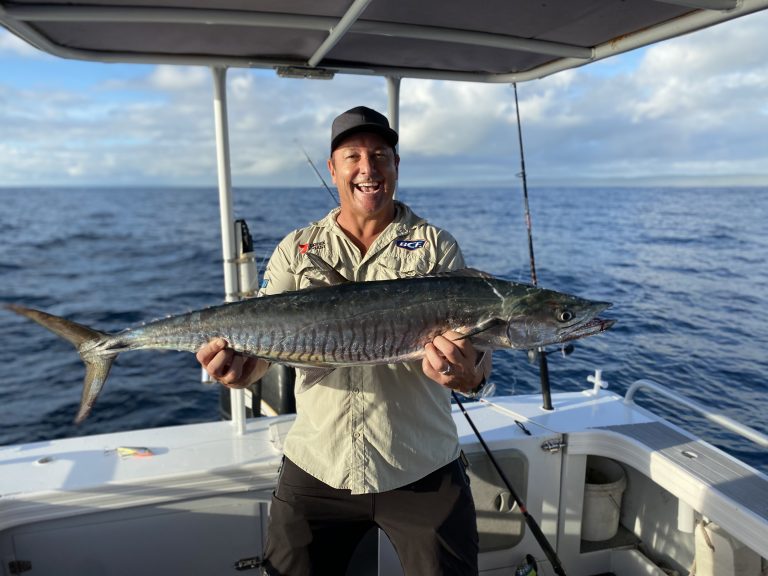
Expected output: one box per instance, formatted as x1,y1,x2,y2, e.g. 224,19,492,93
6,264,614,422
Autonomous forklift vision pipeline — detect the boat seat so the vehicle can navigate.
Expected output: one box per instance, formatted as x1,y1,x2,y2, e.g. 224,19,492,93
600,422,768,524
578,421,768,559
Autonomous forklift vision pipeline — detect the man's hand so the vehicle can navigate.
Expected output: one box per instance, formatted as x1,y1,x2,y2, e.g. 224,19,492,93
196,338,269,389
422,330,490,395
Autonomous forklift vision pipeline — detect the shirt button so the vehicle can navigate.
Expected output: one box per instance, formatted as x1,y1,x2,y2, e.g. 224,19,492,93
353,387,360,394
353,432,360,439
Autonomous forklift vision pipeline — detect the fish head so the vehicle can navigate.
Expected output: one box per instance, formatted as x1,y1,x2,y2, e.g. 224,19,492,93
503,287,615,349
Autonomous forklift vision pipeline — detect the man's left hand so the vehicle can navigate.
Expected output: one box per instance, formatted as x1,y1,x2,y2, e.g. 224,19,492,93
423,330,488,394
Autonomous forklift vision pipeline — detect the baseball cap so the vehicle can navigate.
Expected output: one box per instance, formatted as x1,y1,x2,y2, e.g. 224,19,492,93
330,106,399,152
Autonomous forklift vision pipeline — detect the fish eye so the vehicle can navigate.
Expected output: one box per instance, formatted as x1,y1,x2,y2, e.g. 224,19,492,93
557,309,574,323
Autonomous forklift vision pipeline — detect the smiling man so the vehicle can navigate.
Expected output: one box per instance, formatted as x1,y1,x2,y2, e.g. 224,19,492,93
328,108,400,249
197,106,490,575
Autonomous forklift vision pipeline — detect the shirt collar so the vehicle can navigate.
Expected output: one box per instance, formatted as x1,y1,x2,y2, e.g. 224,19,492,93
313,200,426,236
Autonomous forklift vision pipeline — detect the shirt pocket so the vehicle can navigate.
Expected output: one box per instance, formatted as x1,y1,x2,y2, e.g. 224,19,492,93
375,250,440,279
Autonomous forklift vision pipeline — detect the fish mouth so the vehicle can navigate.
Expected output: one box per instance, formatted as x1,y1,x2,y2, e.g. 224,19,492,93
560,317,616,342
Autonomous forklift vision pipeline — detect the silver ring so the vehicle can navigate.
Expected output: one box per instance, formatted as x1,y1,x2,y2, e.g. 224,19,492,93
440,365,453,376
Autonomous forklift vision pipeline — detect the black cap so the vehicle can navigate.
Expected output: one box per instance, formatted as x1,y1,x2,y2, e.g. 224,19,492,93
330,106,399,152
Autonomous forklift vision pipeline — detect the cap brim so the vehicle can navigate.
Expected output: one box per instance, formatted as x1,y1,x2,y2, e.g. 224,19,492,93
331,124,398,151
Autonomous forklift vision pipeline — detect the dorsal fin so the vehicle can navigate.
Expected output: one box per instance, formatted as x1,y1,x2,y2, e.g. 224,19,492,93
435,267,494,279
304,255,493,287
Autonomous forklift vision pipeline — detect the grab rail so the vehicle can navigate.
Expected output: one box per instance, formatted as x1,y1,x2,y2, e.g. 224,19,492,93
625,379,768,449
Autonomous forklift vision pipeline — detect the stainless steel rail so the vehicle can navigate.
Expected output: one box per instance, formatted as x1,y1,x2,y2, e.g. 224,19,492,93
625,379,768,449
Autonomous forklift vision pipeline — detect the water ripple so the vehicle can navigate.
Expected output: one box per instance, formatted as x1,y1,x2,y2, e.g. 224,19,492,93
1,186,766,474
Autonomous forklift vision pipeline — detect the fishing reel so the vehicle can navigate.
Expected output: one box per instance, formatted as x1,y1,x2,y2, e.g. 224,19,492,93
527,343,574,364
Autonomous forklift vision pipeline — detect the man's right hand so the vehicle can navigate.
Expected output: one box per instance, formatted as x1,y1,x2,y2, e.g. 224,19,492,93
196,338,269,389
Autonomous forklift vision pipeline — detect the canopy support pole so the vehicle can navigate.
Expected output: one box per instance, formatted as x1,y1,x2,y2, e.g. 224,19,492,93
211,65,246,435
386,75,401,141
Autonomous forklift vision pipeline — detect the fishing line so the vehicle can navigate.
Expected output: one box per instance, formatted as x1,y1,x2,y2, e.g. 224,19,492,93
452,391,568,576
513,82,554,412
477,397,561,435
295,140,339,205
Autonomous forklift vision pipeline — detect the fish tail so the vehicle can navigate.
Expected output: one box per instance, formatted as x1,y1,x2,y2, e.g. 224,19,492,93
6,304,116,423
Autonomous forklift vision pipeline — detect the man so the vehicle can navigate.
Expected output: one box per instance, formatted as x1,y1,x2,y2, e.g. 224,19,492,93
197,106,490,575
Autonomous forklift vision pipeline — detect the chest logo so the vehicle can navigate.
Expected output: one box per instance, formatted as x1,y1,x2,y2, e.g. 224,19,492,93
299,242,326,254
395,239,428,251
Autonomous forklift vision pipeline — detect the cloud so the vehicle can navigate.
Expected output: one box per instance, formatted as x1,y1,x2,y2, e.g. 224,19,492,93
147,65,209,91
0,29,43,57
628,20,768,125
498,10,768,186
1,10,767,187
400,81,513,156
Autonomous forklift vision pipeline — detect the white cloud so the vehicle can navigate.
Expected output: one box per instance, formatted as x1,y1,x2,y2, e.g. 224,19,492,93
495,10,768,186
147,65,209,91
0,29,43,57
1,10,767,187
399,81,513,156
627,11,768,125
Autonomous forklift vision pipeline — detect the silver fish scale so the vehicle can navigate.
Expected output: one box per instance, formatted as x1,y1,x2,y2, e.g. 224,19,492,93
114,276,507,365
7,274,613,423
104,274,611,368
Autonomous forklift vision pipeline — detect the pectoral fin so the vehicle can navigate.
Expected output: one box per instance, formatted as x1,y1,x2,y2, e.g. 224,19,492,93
453,318,506,341
305,253,351,286
295,366,335,394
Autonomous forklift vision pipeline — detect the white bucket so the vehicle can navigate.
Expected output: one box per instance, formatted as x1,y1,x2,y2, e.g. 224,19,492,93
581,456,627,542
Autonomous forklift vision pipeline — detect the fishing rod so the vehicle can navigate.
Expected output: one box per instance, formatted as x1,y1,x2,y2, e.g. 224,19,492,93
295,140,339,205
452,392,568,576
513,82,554,411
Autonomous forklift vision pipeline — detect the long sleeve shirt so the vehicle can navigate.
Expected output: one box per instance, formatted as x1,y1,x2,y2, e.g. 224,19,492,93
259,201,465,494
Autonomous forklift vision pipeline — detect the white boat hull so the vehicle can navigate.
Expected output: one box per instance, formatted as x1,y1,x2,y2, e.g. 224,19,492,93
2,387,765,576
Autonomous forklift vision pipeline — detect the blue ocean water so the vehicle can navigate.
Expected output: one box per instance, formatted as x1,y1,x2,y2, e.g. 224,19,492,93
1,186,766,473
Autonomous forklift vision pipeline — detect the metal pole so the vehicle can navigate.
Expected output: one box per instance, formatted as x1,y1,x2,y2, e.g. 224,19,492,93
386,75,401,143
211,65,246,435
626,379,768,448
307,0,373,67
387,75,401,201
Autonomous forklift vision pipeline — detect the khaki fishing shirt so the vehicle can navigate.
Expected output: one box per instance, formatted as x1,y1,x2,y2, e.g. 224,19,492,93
260,201,465,494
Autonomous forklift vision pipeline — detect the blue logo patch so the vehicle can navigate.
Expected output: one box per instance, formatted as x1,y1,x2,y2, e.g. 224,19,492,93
395,239,427,251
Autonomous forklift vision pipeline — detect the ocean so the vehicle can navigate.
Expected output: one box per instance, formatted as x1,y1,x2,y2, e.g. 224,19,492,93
1,186,766,474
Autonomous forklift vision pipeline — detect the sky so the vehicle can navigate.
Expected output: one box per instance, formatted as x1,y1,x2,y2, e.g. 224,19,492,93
1,10,768,189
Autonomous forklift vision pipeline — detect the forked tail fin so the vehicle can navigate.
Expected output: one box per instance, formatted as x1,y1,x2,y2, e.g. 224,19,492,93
6,304,116,423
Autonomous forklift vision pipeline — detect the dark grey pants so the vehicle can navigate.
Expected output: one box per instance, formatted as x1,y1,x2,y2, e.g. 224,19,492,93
261,457,479,576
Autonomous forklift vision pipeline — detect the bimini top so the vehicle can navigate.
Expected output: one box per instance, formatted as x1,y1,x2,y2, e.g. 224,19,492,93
1,0,767,83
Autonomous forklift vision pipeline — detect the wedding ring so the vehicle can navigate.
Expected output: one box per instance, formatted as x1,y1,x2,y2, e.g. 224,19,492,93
440,365,453,376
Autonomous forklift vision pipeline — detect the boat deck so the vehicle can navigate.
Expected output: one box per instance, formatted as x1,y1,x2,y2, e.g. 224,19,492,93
0,416,288,532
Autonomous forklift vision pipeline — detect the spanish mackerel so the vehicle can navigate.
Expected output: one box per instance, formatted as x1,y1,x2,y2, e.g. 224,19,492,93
7,269,614,423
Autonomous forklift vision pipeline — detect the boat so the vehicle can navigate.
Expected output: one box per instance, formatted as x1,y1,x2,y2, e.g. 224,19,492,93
1,2,767,575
